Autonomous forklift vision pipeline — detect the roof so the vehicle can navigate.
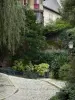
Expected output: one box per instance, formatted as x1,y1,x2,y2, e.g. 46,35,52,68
43,0,61,14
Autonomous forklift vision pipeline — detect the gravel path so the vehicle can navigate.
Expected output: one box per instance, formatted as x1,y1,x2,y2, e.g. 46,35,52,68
5,76,60,100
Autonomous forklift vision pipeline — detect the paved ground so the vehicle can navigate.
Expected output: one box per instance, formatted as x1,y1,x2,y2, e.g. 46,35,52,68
0,73,17,100
0,73,65,100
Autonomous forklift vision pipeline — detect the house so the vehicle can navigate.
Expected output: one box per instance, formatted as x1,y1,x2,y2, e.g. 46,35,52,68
43,0,61,25
19,0,61,25
20,0,44,23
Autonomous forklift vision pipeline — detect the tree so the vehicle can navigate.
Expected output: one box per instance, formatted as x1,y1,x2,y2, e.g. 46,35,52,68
61,0,75,25
0,0,25,53
0,0,25,67
14,7,46,64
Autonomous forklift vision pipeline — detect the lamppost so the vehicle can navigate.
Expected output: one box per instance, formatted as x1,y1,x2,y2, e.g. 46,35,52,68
68,41,73,49
68,41,74,60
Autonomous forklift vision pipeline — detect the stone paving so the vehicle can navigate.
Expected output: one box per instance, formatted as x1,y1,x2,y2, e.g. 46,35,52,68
6,76,61,100
0,73,65,100
0,73,17,100
42,79,65,89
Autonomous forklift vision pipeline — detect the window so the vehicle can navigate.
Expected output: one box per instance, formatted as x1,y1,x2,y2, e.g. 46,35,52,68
35,12,43,23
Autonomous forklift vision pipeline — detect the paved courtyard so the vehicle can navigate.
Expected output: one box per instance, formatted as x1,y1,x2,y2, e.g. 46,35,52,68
0,73,65,100
0,73,17,100
6,76,60,100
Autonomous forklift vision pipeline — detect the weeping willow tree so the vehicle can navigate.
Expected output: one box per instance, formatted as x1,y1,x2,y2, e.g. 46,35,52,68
0,0,25,54
0,0,25,67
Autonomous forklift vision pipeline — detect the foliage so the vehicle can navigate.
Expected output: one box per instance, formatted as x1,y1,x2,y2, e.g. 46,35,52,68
47,40,62,49
12,60,34,72
12,60,24,71
0,0,26,67
43,19,71,50
50,58,75,100
51,84,75,100
44,19,71,35
35,63,49,76
50,95,60,100
61,0,75,25
25,7,46,53
30,51,68,79
14,6,46,63
0,0,25,53
59,63,70,80
12,60,49,78
67,57,75,83
51,52,68,79
24,62,34,72
34,52,54,65
59,27,75,49
57,84,75,100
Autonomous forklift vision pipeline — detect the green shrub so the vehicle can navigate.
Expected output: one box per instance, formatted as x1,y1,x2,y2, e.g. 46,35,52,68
57,84,75,100
12,60,24,71
34,52,68,79
12,51,68,79
50,95,60,100
67,57,75,83
44,19,71,35
59,27,75,49
24,62,34,72
51,84,75,100
59,64,70,80
51,52,68,79
35,63,49,76
35,52,54,65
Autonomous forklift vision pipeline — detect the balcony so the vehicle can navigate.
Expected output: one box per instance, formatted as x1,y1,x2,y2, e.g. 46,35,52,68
34,4,39,9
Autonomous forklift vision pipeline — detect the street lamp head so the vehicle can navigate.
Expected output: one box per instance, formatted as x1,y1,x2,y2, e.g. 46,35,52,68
68,41,73,49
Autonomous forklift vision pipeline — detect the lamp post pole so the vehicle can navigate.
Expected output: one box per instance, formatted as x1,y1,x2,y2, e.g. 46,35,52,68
68,41,73,61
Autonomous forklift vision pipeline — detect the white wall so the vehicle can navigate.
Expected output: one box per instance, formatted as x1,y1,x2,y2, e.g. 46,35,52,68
43,8,61,25
57,0,62,7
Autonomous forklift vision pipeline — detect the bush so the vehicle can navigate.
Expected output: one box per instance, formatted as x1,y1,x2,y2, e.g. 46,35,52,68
50,95,60,100
51,52,68,79
34,52,68,79
12,60,49,78
12,51,68,79
36,52,54,66
59,27,75,49
50,84,75,100
57,84,75,100
50,58,75,100
67,57,75,83
59,63,70,80
34,63,49,76
12,60,24,71
44,19,71,35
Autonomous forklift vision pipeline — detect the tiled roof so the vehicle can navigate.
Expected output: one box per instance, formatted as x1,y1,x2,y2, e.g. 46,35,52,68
43,0,61,13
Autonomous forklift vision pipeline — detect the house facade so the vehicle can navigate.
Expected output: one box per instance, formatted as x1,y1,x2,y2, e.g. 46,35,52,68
19,0,61,25
43,0,61,25
20,0,44,23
